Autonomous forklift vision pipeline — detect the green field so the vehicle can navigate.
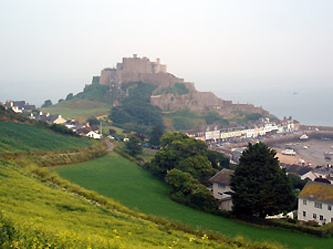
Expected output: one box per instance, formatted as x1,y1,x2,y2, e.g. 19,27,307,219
55,155,333,249
42,100,110,122
1,162,243,249
0,121,93,153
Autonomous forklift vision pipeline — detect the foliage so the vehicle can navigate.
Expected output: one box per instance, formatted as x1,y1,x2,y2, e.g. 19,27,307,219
133,132,146,141
287,173,309,190
41,99,52,108
149,124,165,146
205,111,229,125
56,155,333,248
163,109,205,130
230,142,296,218
87,116,100,126
150,132,214,180
65,93,74,101
232,112,264,125
206,150,230,169
109,128,117,134
74,83,113,104
109,82,163,134
165,169,218,213
91,76,100,84
156,83,189,95
125,136,142,157
28,145,107,167
49,123,76,136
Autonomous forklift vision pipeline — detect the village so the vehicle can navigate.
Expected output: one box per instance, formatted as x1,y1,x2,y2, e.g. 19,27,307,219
2,99,333,226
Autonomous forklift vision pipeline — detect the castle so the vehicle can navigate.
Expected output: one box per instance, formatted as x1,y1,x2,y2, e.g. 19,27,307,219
99,54,180,88
97,54,268,116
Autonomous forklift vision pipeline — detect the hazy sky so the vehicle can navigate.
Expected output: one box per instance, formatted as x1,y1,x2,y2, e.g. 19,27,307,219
1,0,332,106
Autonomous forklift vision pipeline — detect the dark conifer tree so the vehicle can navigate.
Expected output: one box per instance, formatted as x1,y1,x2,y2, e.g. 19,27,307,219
230,142,295,218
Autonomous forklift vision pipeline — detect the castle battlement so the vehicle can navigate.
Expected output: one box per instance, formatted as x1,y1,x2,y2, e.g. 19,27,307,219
99,54,168,86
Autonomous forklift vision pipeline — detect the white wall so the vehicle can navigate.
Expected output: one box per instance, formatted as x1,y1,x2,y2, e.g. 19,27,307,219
298,197,333,225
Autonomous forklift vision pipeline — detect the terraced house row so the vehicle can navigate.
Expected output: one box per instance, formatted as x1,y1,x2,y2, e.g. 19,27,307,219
186,117,300,143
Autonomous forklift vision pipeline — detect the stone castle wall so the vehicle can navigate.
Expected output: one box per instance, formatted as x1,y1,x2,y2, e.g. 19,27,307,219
99,54,168,86
98,55,270,117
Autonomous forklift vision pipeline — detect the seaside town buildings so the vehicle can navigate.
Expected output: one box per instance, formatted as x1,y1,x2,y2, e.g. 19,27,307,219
185,117,300,144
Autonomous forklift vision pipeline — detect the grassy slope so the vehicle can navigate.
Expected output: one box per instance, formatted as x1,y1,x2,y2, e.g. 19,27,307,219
0,163,237,249
0,121,93,153
163,110,205,131
42,100,110,122
55,155,333,249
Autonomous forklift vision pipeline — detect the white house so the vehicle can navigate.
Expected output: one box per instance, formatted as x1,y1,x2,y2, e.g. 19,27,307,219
209,168,234,211
86,131,102,139
298,182,333,225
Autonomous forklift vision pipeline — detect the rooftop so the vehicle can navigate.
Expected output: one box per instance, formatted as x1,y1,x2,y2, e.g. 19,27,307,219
299,181,333,205
209,168,234,185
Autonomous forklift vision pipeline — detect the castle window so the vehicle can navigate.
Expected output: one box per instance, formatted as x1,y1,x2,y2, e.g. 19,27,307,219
320,215,324,221
303,211,306,217
303,200,307,205
313,213,317,219
328,205,332,211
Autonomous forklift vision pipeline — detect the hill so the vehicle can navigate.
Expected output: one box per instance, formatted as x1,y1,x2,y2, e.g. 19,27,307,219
0,125,283,248
1,162,243,249
0,107,95,153
42,99,110,123
54,155,333,249
44,55,276,132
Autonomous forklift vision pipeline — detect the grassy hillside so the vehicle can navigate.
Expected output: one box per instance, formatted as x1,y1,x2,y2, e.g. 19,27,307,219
0,121,93,153
42,100,110,123
163,110,205,131
1,162,249,249
55,155,333,249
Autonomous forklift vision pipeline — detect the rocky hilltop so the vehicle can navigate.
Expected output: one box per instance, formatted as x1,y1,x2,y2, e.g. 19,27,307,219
98,54,270,117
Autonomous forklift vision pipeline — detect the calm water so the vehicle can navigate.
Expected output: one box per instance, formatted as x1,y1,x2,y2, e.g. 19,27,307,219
217,86,333,127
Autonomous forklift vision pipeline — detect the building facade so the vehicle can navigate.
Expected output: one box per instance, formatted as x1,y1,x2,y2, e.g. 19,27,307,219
298,182,333,225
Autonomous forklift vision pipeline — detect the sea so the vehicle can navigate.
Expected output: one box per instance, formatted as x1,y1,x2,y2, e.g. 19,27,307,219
215,86,333,127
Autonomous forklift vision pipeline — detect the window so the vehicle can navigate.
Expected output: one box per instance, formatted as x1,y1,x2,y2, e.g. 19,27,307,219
218,184,226,189
303,211,306,217
315,202,322,209
313,214,317,219
320,215,324,221
328,205,332,211
303,200,307,205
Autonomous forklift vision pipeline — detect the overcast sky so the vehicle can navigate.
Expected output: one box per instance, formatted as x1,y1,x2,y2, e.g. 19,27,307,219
1,0,332,106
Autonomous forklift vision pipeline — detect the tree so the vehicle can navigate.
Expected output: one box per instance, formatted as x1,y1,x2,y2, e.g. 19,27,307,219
41,100,52,108
65,93,74,101
125,136,142,157
149,132,214,180
149,124,164,146
230,142,295,218
165,169,218,212
206,150,230,169
87,117,100,126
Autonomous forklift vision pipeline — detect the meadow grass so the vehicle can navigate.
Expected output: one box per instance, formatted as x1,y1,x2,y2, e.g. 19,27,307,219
0,121,93,153
55,155,333,249
42,100,110,122
0,161,282,249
